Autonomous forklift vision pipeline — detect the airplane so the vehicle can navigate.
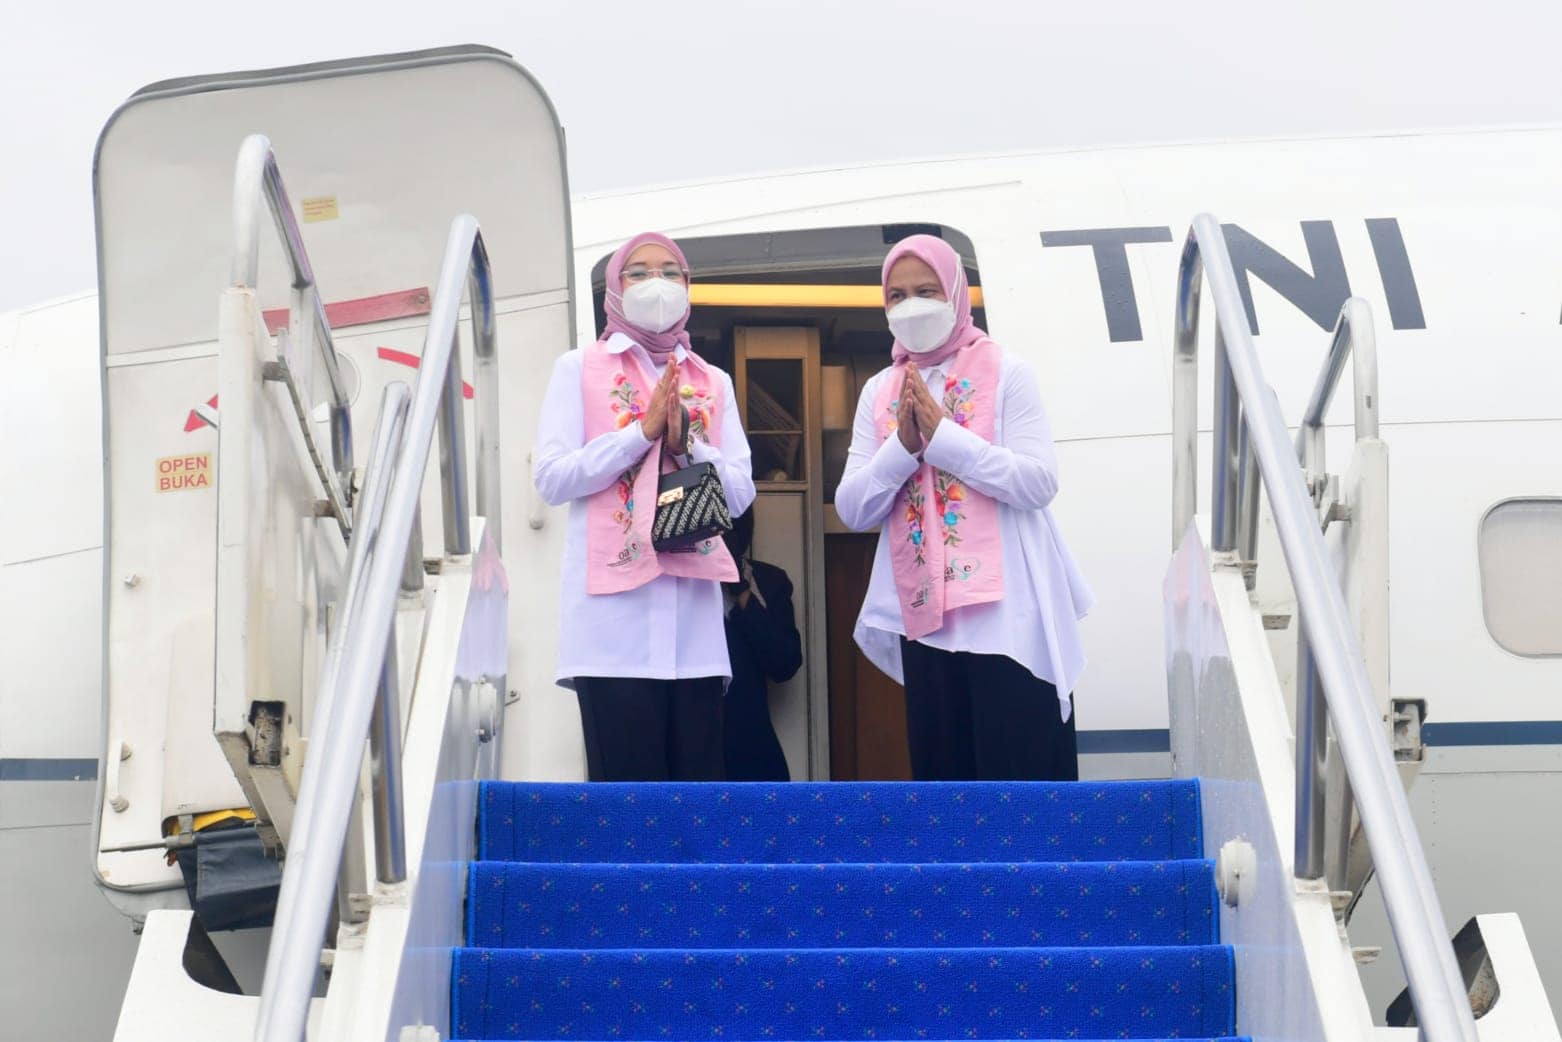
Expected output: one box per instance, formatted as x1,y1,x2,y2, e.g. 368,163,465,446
2,43,1560,1040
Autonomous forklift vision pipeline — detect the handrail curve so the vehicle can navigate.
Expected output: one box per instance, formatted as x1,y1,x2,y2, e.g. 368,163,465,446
232,133,355,511
1172,213,1476,1042
253,214,500,1042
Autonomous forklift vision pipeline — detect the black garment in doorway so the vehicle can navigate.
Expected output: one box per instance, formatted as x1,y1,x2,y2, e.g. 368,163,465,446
575,676,726,782
722,559,801,781
898,638,1077,781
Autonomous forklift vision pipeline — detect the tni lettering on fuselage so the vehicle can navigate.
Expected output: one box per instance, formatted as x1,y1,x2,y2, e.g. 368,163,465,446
1040,219,1425,342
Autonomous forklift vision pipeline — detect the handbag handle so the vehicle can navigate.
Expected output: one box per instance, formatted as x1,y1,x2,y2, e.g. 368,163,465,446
670,404,693,468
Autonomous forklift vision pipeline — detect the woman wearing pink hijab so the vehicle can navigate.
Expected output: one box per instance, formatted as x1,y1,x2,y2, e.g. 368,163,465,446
835,234,1093,781
534,233,755,781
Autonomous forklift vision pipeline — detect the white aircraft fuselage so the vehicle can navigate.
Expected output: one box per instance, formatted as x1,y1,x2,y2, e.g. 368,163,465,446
4,123,1562,1032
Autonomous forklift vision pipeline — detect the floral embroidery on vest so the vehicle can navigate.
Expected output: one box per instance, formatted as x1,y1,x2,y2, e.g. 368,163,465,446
902,476,928,567
942,375,976,426
609,373,644,429
933,470,967,546
608,461,644,567
678,384,716,443
932,375,980,545
607,375,646,566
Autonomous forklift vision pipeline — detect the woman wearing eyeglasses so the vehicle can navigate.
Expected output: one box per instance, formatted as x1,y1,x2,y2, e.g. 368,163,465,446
835,234,1094,782
534,232,755,781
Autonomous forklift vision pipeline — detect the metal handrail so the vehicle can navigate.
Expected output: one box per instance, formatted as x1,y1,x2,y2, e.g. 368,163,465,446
1172,213,1476,1042
232,133,355,508
1296,296,1379,499
253,381,408,1042
254,215,499,1042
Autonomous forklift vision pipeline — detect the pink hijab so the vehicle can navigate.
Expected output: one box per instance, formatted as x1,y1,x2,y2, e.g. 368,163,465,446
882,234,984,369
602,231,693,362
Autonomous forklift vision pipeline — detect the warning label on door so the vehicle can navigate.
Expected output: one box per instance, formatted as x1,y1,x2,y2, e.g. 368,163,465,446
156,453,212,493
301,196,339,223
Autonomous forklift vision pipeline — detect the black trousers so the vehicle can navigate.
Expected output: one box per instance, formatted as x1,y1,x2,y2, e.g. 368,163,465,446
575,676,726,782
899,639,1078,781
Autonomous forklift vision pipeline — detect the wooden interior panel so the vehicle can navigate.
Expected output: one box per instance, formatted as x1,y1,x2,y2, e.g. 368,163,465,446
825,533,910,780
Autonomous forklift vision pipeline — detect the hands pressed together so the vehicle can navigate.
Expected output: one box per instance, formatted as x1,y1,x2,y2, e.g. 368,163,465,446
643,357,945,464
640,359,687,453
895,363,945,456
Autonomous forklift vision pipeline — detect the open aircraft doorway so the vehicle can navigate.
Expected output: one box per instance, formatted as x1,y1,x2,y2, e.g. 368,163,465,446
590,224,984,779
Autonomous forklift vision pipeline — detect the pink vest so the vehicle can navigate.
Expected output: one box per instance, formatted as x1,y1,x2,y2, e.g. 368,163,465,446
581,340,738,595
872,339,1006,639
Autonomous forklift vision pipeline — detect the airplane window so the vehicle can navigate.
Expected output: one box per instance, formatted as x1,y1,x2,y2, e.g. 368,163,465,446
1477,498,1562,657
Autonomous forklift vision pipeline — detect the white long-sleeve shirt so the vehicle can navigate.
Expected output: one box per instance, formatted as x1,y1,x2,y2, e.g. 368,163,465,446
834,352,1094,716
533,333,756,685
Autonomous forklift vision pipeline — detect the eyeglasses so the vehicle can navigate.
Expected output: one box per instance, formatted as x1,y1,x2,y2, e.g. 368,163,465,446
622,264,688,284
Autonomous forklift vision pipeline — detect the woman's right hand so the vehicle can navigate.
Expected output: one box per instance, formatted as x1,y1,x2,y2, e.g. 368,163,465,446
897,369,922,455
640,360,680,442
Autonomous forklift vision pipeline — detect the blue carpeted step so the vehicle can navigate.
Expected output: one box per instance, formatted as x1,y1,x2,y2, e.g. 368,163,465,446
466,860,1217,949
459,780,1233,1040
477,781,1204,863
452,946,1236,1040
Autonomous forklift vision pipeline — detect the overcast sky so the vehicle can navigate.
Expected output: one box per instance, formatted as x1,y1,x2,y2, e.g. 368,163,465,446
5,0,1562,312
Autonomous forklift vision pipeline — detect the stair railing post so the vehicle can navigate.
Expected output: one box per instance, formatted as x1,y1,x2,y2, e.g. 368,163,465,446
335,789,369,926
1294,620,1328,880
369,632,407,885
437,323,471,557
1236,411,1261,576
467,239,502,555
1211,328,1240,554
401,508,425,594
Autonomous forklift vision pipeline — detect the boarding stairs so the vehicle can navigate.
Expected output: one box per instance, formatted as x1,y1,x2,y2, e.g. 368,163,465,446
90,48,1559,1042
454,780,1234,1041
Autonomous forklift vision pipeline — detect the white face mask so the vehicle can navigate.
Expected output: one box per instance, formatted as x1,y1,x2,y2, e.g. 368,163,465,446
621,279,689,333
887,297,957,353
